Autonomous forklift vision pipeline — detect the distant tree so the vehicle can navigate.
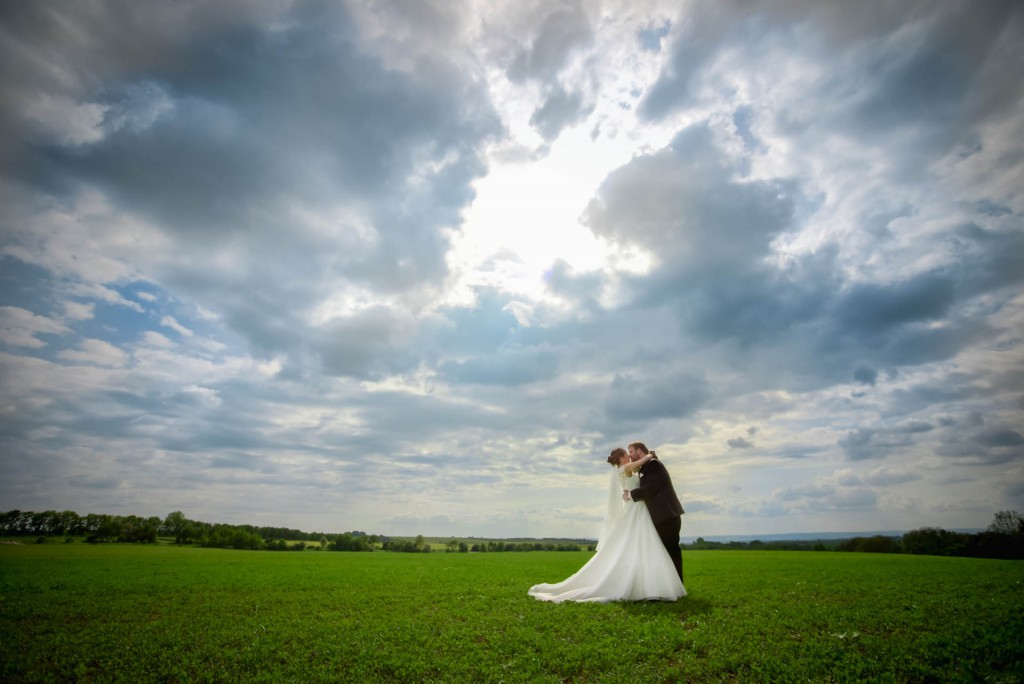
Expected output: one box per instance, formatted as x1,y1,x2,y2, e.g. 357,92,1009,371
167,513,197,544
414,535,426,551
855,535,900,553
446,539,459,553
458,542,469,553
56,510,82,536
200,525,264,550
901,527,969,556
988,510,1024,537
330,533,372,551
31,511,58,536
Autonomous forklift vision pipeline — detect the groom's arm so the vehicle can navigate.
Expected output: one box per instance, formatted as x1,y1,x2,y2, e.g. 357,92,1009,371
628,460,668,501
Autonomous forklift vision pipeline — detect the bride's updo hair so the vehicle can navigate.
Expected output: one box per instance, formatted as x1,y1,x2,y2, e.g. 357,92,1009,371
607,447,627,466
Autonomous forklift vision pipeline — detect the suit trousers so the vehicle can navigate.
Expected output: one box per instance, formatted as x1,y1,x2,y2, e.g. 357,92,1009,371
654,516,683,583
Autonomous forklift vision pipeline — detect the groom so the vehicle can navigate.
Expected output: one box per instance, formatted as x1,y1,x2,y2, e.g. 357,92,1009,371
622,442,684,582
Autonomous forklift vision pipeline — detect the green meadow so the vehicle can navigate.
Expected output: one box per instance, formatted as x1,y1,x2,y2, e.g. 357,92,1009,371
1,543,1021,683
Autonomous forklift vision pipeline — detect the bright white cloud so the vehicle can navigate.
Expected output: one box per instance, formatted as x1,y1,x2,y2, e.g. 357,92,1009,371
160,316,193,338
57,338,129,368
0,307,69,348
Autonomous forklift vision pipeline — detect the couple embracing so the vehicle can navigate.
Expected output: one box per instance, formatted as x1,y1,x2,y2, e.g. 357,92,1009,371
529,442,686,603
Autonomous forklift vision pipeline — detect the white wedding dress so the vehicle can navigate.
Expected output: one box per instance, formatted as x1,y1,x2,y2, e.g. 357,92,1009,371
528,465,686,603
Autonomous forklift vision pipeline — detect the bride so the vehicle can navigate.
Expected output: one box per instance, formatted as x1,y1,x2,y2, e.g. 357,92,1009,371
528,448,686,603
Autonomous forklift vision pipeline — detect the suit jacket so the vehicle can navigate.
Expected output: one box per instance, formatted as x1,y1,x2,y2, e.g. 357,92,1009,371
629,458,684,526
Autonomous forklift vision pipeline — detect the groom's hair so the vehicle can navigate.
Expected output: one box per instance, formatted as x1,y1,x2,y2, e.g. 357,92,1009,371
607,447,627,465
628,442,649,454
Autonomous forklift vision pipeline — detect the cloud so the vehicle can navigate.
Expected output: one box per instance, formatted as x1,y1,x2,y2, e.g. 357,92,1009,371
0,1,1021,539
604,371,711,424
439,346,559,386
3,0,501,372
864,465,921,487
57,339,129,368
0,306,69,348
313,306,425,380
929,418,1024,466
529,85,593,141
853,367,878,386
637,21,671,53
834,273,957,335
506,1,594,84
581,123,828,350
160,316,193,339
769,470,880,514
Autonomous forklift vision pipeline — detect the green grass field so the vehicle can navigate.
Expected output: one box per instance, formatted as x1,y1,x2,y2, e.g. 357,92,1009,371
1,543,1021,683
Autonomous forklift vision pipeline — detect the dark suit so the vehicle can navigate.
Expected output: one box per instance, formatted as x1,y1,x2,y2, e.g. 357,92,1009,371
629,458,684,582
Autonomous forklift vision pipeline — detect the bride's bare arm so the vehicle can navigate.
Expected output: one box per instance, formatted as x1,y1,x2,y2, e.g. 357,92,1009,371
623,453,653,476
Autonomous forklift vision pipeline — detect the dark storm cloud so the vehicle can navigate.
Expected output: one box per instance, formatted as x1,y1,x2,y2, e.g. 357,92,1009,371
933,421,1024,465
841,413,1023,466
863,468,920,487
575,101,1020,397
439,346,559,386
953,224,1024,296
315,307,421,380
977,427,1024,448
603,372,710,424
506,1,594,84
853,367,878,386
585,124,793,260
544,260,604,312
38,19,490,259
835,273,957,334
529,85,593,141
641,0,1023,133
1,0,500,348
581,123,835,354
434,290,531,357
771,480,878,514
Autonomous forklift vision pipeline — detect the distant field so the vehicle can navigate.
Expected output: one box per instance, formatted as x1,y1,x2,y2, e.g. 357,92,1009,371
1,544,1021,682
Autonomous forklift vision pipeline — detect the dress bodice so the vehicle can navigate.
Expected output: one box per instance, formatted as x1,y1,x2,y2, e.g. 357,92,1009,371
617,466,639,488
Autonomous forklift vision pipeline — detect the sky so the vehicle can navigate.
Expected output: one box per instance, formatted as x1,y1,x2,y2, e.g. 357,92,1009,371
1,0,1022,541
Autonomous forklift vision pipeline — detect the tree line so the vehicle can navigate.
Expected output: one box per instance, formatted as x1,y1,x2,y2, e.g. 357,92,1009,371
5,508,1019,558
0,510,586,553
685,511,1024,560
0,509,378,550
